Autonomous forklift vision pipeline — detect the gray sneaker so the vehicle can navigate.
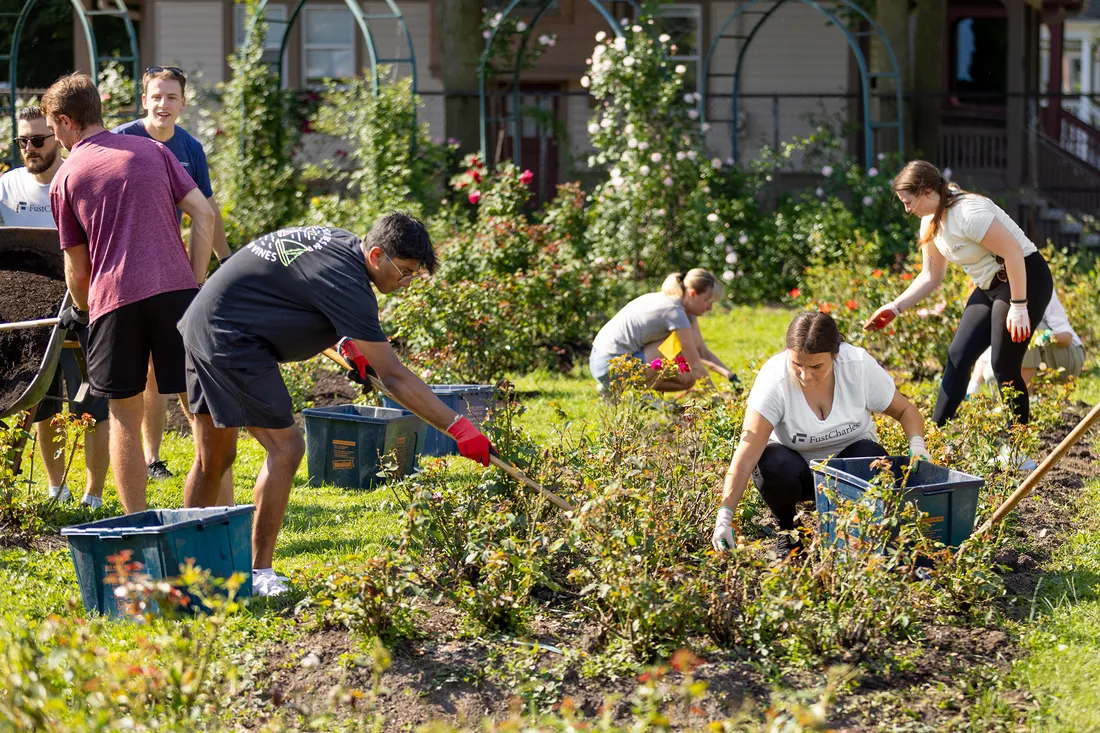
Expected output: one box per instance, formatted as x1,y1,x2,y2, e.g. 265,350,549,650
147,460,173,480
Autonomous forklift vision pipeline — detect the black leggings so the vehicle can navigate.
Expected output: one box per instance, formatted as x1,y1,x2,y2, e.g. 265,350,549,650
933,252,1053,426
753,439,887,530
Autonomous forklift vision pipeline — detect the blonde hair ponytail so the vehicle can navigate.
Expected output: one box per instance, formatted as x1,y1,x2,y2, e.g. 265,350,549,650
661,268,721,300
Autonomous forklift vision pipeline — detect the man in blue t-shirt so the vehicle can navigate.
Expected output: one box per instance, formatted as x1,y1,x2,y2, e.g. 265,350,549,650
113,66,232,485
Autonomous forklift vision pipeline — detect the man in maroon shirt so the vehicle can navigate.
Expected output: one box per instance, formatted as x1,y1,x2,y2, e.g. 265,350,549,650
42,73,215,514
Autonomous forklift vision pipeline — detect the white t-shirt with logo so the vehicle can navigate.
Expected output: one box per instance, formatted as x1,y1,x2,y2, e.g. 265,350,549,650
747,343,898,464
921,193,1037,290
1037,291,1082,348
0,167,54,228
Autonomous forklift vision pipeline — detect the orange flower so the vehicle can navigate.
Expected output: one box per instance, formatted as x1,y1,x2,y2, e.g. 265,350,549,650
845,299,858,311
872,269,884,278
819,302,832,314
900,272,913,280
789,288,801,298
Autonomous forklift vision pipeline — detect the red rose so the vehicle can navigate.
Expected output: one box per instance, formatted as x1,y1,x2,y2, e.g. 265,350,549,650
819,302,832,314
519,169,534,185
468,191,481,205
871,269,883,278
789,288,801,299
471,170,482,183
846,299,858,311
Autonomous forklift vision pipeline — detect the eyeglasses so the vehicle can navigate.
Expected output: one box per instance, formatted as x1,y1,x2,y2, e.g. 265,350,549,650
145,66,185,77
14,133,54,149
382,250,420,283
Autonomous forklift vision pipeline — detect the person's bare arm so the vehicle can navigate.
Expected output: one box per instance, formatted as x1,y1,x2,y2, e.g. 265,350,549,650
979,220,1027,301
63,245,93,311
881,389,925,441
178,188,215,284
691,319,733,378
352,338,459,429
720,408,775,512
1052,331,1074,348
207,195,231,261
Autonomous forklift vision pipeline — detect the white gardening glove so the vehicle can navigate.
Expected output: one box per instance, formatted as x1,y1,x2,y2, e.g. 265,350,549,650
863,302,900,332
908,435,930,462
712,507,736,552
1007,301,1031,343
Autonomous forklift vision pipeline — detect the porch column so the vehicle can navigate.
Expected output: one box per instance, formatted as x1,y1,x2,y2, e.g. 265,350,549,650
1046,20,1065,138
1006,1,1029,189
1082,35,1094,124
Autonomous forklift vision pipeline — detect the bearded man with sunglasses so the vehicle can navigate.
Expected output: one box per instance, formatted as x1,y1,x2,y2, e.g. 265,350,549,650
177,214,495,596
0,107,62,227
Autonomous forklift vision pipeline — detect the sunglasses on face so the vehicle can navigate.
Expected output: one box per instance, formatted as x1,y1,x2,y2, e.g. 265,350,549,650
14,133,54,149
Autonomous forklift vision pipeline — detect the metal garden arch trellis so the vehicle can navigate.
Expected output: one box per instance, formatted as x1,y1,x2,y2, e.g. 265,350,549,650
477,0,642,170
243,0,417,101
701,0,904,166
3,0,139,168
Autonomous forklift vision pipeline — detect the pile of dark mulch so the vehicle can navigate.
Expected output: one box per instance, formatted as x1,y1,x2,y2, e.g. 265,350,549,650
0,269,67,412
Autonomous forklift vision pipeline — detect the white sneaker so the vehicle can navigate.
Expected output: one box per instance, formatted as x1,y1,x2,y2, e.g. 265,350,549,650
252,569,289,597
81,494,103,509
48,485,71,502
997,445,1037,472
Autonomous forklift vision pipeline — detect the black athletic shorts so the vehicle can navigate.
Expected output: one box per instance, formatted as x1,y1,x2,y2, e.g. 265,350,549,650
34,348,110,424
186,351,295,430
86,288,197,400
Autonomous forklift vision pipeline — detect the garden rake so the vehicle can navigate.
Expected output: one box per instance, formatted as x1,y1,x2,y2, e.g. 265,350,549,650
321,346,575,511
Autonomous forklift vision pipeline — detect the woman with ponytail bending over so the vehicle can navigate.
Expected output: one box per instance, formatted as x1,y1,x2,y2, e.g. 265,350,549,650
865,161,1053,427
590,269,738,393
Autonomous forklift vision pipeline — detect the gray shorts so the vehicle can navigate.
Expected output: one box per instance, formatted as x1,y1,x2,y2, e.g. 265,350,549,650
185,351,295,430
1022,343,1086,380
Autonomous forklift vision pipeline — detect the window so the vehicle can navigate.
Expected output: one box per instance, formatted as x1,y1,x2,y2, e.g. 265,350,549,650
951,17,1008,95
655,5,702,93
235,3,289,86
303,7,356,87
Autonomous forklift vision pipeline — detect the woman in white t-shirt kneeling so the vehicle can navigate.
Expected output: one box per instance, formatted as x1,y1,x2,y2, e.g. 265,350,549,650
865,161,1054,427
712,312,928,553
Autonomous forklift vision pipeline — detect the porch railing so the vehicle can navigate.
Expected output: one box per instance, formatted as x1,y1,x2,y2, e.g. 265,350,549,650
940,126,1009,172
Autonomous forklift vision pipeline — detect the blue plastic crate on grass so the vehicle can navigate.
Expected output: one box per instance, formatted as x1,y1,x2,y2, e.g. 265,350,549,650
383,384,497,458
61,505,255,618
303,405,423,489
811,456,985,550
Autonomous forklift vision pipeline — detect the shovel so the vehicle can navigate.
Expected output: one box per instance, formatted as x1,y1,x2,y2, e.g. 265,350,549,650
0,317,60,333
321,346,575,511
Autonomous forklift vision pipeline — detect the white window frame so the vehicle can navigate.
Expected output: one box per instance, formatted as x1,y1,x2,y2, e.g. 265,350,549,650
235,3,289,89
655,4,702,93
302,6,357,88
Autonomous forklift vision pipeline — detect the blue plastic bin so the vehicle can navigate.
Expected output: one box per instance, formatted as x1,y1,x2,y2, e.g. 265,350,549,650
303,405,423,489
60,505,254,618
383,384,496,458
811,456,985,549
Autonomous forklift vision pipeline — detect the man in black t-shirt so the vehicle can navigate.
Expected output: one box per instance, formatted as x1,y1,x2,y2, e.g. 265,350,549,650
178,213,494,596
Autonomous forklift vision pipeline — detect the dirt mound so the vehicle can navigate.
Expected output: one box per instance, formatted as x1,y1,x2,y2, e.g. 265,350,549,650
0,269,67,412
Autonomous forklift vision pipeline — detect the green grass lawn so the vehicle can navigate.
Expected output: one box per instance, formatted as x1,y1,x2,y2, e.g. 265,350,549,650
3,302,1099,730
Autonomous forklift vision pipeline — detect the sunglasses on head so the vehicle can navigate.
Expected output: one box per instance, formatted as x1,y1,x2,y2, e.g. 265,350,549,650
14,133,54,149
145,66,185,77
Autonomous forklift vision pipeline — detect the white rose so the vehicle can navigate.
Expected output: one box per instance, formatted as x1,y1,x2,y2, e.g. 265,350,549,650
632,24,642,33
639,165,650,175
821,165,833,176
623,56,635,67
676,151,686,161
637,141,649,151
707,213,718,222
739,233,748,245
701,122,711,132
654,208,666,216
715,234,726,245
726,252,739,264
628,138,638,148
614,36,627,51
687,109,698,119
660,34,672,43
663,177,673,186
815,187,824,196
580,75,590,88
675,64,687,74
867,167,878,177
686,150,697,161
588,122,600,134
650,152,661,163
587,156,596,167
516,21,527,31
482,30,490,39
600,117,612,129
595,31,606,42
862,196,873,206
624,123,634,134
722,270,735,282
711,158,722,169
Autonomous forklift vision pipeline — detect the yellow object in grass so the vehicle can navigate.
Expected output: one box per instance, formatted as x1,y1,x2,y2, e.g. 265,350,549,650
658,331,682,361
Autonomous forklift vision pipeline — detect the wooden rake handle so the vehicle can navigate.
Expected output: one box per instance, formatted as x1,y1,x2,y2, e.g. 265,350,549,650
321,348,574,511
0,317,60,333
976,399,1100,535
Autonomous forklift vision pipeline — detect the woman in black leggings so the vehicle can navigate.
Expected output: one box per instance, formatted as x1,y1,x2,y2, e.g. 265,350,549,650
712,313,928,553
865,161,1053,426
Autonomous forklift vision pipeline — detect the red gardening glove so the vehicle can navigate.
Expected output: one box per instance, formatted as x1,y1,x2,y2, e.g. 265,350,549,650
337,338,377,394
863,302,899,331
447,416,494,467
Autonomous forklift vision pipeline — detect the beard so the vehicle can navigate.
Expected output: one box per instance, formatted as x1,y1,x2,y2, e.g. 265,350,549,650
23,146,58,174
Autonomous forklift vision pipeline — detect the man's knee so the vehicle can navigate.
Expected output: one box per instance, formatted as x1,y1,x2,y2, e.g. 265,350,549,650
108,395,145,429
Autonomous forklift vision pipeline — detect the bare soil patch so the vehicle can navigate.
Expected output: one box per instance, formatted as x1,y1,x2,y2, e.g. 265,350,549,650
0,269,67,412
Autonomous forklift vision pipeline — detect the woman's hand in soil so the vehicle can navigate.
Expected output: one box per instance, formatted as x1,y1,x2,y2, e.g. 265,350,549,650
447,416,494,467
59,305,88,333
863,302,899,331
1007,302,1031,343
712,506,738,552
